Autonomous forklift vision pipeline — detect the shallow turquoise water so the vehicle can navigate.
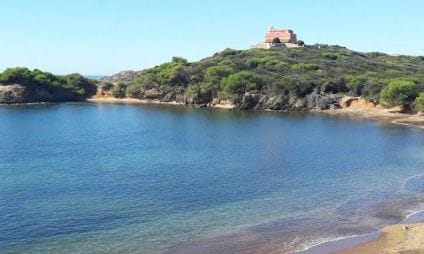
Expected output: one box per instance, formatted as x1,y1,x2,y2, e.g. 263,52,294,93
0,103,423,253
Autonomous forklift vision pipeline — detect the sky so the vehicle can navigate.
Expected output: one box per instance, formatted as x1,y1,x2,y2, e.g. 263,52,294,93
1,0,424,75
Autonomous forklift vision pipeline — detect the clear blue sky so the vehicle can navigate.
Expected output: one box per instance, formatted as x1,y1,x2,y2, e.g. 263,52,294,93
1,0,423,75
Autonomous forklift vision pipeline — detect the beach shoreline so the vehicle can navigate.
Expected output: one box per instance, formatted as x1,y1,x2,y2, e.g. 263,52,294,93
335,222,424,254
319,107,424,129
292,209,424,254
88,96,424,128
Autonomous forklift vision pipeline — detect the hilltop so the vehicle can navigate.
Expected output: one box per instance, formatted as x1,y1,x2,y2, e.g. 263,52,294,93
99,45,424,111
1,44,424,111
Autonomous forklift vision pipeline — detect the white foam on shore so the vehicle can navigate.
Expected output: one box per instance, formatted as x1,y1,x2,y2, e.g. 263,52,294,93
402,209,424,223
291,208,424,254
290,232,380,254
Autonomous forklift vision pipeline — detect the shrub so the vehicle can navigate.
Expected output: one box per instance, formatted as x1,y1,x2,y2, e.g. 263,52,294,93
346,75,367,96
320,79,348,94
292,63,320,72
381,80,418,107
415,93,424,111
126,83,143,97
221,71,262,94
171,57,188,64
111,82,127,98
361,80,386,101
205,66,234,85
102,82,113,91
321,53,340,60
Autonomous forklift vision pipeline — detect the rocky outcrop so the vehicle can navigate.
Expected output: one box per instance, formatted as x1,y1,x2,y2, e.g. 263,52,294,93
101,71,141,84
340,96,379,109
0,84,28,103
0,83,89,104
234,90,341,111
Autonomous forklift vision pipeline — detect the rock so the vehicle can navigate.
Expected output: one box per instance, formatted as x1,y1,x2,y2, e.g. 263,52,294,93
101,70,141,84
144,89,162,100
350,98,378,109
386,106,406,113
340,96,359,108
162,91,176,102
238,93,259,110
305,89,341,110
0,84,28,103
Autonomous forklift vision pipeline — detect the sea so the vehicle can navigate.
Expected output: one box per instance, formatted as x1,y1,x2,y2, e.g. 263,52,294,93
1,102,423,253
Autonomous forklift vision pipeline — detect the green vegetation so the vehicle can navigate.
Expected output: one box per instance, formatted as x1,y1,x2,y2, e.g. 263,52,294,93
101,82,113,91
0,67,97,102
113,45,424,110
111,82,127,98
415,93,424,111
6,45,420,110
380,80,418,107
221,71,262,97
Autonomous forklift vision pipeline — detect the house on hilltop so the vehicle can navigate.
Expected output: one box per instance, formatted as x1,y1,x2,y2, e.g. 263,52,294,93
253,26,303,49
265,27,297,44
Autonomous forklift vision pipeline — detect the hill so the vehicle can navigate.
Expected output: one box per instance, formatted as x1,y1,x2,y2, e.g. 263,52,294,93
100,45,424,111
0,68,97,103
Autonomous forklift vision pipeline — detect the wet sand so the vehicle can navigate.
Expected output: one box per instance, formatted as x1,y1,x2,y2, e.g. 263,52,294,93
322,108,424,128
337,223,424,254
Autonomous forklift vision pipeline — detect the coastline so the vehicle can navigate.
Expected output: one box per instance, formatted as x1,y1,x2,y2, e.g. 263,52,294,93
87,97,236,109
293,210,424,254
88,96,424,129
320,107,424,129
336,222,424,254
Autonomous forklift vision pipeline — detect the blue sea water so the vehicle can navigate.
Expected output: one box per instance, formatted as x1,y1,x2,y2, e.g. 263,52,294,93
0,102,423,253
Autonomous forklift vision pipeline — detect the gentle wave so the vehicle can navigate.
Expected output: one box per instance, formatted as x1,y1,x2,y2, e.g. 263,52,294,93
294,208,424,254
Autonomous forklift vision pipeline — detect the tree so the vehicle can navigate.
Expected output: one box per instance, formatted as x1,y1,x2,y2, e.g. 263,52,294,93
63,73,97,97
171,57,188,64
221,71,262,95
415,93,424,111
0,67,33,85
126,83,143,97
381,80,418,107
102,82,113,91
205,66,234,85
111,82,127,98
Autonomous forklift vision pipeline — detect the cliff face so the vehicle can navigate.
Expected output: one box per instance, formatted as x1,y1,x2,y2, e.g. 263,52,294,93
0,84,28,103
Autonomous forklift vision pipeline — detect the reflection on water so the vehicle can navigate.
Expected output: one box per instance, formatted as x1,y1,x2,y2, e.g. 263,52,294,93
0,102,423,253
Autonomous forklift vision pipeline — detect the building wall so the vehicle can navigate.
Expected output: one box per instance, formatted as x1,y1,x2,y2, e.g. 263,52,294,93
264,28,297,44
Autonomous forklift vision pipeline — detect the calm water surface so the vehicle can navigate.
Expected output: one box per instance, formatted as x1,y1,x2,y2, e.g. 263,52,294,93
0,103,423,253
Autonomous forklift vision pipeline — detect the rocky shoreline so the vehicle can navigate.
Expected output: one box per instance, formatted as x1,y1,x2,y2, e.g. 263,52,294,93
88,95,424,129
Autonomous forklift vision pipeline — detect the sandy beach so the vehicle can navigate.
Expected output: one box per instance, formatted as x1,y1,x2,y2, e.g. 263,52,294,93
322,108,424,128
337,223,424,254
87,97,185,105
87,97,236,109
